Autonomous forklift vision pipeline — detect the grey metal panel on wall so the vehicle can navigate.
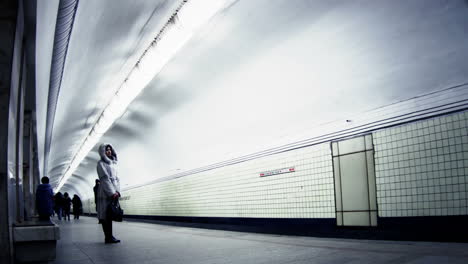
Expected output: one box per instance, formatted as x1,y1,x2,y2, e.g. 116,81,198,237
333,134,378,227
343,211,370,226
340,152,369,211
336,137,366,156
366,150,377,212
333,157,342,212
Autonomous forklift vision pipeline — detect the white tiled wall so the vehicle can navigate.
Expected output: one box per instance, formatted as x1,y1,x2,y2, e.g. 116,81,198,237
374,111,468,217
102,143,336,218
83,110,468,220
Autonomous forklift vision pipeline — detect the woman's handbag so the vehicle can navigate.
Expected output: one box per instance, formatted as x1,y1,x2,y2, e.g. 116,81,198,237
107,199,124,222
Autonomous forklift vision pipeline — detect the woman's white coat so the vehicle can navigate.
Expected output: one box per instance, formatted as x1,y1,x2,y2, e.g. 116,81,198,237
96,143,120,220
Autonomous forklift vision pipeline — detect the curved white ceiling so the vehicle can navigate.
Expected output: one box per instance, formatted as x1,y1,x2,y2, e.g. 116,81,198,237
37,0,468,198
37,0,183,189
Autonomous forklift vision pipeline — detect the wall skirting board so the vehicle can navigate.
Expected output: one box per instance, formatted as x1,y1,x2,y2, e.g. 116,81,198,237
85,213,468,242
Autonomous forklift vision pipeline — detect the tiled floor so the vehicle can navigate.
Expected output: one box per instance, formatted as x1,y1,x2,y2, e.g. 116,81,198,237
39,216,468,264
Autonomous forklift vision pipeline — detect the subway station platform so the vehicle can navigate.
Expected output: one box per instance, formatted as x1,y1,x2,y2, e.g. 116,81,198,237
36,216,468,264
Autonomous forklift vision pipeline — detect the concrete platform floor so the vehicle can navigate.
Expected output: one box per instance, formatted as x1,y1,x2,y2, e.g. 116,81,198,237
40,216,468,264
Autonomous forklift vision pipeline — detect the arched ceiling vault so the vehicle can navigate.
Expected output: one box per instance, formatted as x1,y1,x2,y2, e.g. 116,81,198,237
36,0,468,199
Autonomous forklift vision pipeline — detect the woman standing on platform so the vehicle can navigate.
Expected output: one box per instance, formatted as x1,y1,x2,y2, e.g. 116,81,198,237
96,143,121,244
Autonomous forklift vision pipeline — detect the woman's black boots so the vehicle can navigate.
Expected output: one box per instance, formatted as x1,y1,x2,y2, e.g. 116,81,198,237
102,221,120,243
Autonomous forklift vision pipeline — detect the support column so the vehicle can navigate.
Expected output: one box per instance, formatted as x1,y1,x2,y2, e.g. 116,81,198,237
0,0,22,263
15,44,25,224
31,112,40,215
23,111,34,220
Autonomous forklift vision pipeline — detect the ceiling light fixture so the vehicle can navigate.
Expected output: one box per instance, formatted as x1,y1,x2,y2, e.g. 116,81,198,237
56,0,235,192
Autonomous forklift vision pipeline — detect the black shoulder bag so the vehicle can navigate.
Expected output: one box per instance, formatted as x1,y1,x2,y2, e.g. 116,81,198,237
107,199,124,222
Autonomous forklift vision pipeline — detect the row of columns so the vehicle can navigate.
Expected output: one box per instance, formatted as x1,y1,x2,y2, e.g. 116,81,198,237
0,0,40,263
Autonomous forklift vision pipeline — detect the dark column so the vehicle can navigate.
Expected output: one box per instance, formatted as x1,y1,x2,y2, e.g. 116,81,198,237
0,0,21,263
23,0,38,215
15,44,25,224
23,111,34,220
31,112,40,215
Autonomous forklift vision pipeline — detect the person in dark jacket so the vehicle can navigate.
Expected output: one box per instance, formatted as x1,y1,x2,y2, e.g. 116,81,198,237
54,192,63,220
36,176,54,221
93,179,100,212
72,194,83,219
63,192,72,221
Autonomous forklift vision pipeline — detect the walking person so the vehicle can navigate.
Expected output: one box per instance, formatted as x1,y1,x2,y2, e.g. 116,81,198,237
63,192,72,221
54,192,63,220
72,194,83,219
96,143,121,244
93,179,100,213
36,176,54,221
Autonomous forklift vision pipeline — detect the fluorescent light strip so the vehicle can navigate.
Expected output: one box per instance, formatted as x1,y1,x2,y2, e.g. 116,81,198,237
56,0,235,192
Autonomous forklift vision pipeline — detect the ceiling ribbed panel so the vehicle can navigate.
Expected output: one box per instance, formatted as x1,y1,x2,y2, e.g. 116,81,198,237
43,0,79,175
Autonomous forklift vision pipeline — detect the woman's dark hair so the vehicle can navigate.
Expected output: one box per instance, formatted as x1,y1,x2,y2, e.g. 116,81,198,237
106,144,117,160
